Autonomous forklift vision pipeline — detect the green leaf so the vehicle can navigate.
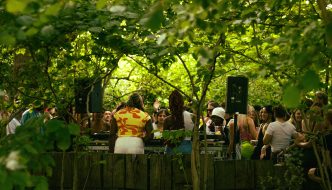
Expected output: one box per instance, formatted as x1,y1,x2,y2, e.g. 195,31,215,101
10,171,29,187
88,27,103,33
282,85,301,108
34,176,48,190
41,25,55,37
44,166,53,177
45,119,65,130
16,30,26,40
45,3,63,16
25,27,38,36
0,179,13,190
68,123,80,136
16,16,34,26
300,70,320,91
23,144,38,154
56,135,70,151
56,128,71,151
96,0,108,10
157,33,167,45
0,32,16,46
140,2,164,31
109,5,126,13
0,170,8,184
6,0,30,13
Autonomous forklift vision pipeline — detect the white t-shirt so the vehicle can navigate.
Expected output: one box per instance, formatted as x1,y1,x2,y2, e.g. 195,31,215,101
266,121,297,152
183,111,194,140
152,123,162,139
6,118,21,135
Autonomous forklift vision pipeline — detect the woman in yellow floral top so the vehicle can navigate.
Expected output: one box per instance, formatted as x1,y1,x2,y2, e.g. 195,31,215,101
109,93,153,154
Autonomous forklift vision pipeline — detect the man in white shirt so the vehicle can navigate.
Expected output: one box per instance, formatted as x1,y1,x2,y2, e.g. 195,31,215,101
263,105,299,163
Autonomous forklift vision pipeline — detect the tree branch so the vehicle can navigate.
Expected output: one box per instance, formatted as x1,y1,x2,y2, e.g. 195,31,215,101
176,53,199,100
128,56,192,101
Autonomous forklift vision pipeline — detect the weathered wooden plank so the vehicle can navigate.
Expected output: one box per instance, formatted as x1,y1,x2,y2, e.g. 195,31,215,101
47,153,288,190
76,152,102,189
112,154,126,189
48,152,60,189
103,153,114,189
234,160,255,189
171,154,192,190
254,160,274,189
162,154,173,190
214,160,235,190
48,152,74,190
200,154,215,190
125,154,148,190
150,154,162,190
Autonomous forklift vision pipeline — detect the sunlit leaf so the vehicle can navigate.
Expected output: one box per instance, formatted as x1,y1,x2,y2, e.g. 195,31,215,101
110,5,126,13
96,0,108,10
16,15,34,26
41,25,55,37
25,27,38,36
282,85,301,108
157,33,167,45
6,0,30,13
45,3,63,16
88,27,102,33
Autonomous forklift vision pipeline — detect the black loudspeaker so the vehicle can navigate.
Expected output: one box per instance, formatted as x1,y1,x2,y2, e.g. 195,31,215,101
75,78,103,113
225,76,248,114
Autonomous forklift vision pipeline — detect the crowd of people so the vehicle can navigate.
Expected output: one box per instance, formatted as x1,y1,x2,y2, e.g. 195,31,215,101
99,90,332,185
1,89,331,185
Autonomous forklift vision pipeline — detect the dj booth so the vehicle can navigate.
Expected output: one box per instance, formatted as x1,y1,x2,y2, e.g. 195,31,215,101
87,132,109,151
87,132,228,158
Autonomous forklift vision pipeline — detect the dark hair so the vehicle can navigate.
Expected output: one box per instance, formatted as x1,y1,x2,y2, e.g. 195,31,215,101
290,108,300,120
273,105,287,118
157,108,169,116
115,102,126,111
315,91,328,105
254,105,262,112
126,93,144,111
155,109,170,124
169,90,184,130
260,105,274,122
207,100,219,108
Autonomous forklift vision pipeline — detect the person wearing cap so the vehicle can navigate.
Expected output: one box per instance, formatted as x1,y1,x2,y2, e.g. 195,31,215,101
21,102,43,125
210,107,229,145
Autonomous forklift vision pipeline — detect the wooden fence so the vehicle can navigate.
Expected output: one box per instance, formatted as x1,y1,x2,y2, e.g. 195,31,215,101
48,152,284,190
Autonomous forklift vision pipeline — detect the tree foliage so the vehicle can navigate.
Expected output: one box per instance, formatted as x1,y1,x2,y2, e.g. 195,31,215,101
1,0,332,189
